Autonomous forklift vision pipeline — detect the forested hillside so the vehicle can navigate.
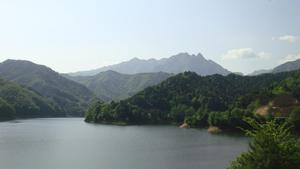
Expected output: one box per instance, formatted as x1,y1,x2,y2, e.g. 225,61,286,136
0,78,59,121
0,60,96,116
85,70,300,129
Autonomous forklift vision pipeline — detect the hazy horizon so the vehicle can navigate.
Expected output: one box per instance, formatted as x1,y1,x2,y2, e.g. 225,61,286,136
0,0,299,74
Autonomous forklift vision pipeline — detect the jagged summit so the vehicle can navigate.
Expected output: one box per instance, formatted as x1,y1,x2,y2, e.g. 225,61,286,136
68,52,230,76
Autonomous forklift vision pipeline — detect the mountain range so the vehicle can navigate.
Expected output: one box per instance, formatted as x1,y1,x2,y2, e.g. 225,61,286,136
68,53,231,76
1,52,300,121
66,54,300,103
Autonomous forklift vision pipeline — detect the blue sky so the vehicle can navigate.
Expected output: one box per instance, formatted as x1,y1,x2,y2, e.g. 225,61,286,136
0,0,299,74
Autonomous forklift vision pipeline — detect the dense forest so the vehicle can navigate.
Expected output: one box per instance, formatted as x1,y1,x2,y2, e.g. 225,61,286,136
85,70,300,130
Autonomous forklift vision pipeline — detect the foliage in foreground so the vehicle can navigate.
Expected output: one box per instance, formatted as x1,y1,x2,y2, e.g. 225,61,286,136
228,118,300,169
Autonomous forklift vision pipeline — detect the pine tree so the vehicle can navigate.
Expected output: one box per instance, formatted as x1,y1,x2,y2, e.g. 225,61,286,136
228,118,300,169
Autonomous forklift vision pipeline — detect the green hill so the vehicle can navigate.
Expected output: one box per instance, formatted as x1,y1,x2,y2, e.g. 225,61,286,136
65,70,172,102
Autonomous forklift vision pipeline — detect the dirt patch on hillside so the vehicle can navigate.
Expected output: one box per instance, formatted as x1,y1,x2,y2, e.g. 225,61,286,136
255,94,299,118
255,105,270,117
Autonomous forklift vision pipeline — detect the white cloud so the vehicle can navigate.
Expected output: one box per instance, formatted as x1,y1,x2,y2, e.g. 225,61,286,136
221,48,271,60
279,53,300,63
274,35,299,43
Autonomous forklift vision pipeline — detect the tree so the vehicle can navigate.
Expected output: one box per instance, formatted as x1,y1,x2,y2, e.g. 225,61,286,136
85,101,103,122
0,98,15,121
228,118,300,169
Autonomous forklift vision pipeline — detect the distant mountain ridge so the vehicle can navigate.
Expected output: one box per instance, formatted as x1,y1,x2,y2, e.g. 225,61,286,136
68,53,231,76
0,59,95,116
273,59,300,73
248,69,272,76
249,58,300,76
65,70,172,102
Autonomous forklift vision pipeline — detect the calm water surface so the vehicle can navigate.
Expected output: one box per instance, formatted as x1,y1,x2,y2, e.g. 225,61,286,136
0,118,248,169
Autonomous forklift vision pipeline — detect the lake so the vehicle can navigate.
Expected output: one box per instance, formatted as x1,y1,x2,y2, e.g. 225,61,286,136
0,118,248,169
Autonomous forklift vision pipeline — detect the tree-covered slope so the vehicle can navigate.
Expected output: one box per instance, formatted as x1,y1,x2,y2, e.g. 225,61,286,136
0,78,59,121
85,71,296,127
0,60,96,116
65,70,172,101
